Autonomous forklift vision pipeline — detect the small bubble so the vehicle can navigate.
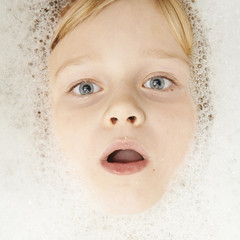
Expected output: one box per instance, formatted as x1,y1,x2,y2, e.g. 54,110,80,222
203,103,209,108
208,114,213,121
197,104,203,111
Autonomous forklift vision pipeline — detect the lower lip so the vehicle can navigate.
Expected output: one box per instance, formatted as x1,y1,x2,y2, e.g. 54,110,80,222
100,160,148,175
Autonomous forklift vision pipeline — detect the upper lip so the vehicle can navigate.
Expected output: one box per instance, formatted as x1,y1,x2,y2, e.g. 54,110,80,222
100,139,150,162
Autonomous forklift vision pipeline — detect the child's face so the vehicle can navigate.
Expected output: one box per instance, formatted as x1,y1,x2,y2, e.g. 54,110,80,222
49,0,196,214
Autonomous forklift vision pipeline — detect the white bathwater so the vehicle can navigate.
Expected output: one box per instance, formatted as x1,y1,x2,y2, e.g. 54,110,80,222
0,0,239,239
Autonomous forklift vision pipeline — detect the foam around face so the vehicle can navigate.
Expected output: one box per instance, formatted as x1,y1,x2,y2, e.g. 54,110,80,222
0,0,239,239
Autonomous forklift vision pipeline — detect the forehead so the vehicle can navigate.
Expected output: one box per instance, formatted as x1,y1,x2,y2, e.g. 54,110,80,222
49,0,188,73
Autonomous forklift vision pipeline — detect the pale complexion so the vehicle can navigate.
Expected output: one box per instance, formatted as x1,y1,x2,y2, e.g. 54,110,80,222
49,0,196,214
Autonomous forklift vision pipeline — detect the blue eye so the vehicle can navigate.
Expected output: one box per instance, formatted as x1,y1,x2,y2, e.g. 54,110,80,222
143,76,173,90
72,81,101,96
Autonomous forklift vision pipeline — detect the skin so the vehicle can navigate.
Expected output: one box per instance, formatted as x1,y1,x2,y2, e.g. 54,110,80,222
49,0,196,214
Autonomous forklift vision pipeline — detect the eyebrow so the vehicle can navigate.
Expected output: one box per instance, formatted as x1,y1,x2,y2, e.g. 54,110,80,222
141,48,190,66
54,48,190,78
55,54,101,78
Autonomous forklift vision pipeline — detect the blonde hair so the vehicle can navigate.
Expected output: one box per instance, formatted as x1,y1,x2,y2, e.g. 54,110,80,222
51,0,193,57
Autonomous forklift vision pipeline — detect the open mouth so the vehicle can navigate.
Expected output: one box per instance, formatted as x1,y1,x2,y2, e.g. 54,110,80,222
107,149,145,163
100,142,149,175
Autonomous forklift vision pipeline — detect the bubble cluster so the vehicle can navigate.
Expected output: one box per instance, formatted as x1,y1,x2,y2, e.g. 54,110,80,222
0,0,239,239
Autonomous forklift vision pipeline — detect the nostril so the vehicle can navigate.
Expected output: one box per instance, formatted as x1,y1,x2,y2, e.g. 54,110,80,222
110,116,136,124
111,117,118,124
128,116,136,123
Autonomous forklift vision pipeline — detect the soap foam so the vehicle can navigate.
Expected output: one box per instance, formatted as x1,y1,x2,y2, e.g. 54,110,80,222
0,0,239,239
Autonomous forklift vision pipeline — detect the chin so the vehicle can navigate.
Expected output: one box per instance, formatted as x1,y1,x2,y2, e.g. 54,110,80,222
91,188,160,215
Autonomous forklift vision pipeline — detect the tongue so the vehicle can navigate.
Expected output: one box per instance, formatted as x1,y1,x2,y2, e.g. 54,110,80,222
108,149,144,163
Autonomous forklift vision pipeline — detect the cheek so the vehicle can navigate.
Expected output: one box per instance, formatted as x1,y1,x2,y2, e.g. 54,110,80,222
52,101,96,156
151,99,195,131
149,97,196,155
148,98,196,185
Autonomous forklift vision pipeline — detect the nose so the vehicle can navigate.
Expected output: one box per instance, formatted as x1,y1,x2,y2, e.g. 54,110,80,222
102,97,145,128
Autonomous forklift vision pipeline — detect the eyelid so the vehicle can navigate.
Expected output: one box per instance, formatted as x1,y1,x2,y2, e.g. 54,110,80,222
143,72,178,85
141,72,179,93
68,79,102,97
69,79,102,92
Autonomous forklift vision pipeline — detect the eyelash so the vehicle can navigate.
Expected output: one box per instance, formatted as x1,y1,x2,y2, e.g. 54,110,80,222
69,74,177,97
69,79,101,97
143,73,176,91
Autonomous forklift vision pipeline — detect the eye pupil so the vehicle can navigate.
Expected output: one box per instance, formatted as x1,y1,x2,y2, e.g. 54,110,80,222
150,77,165,89
80,83,94,95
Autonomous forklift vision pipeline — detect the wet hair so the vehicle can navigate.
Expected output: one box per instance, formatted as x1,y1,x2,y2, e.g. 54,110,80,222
50,0,193,57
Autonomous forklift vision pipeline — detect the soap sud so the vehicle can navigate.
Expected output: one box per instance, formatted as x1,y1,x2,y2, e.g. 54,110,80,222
0,0,239,239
